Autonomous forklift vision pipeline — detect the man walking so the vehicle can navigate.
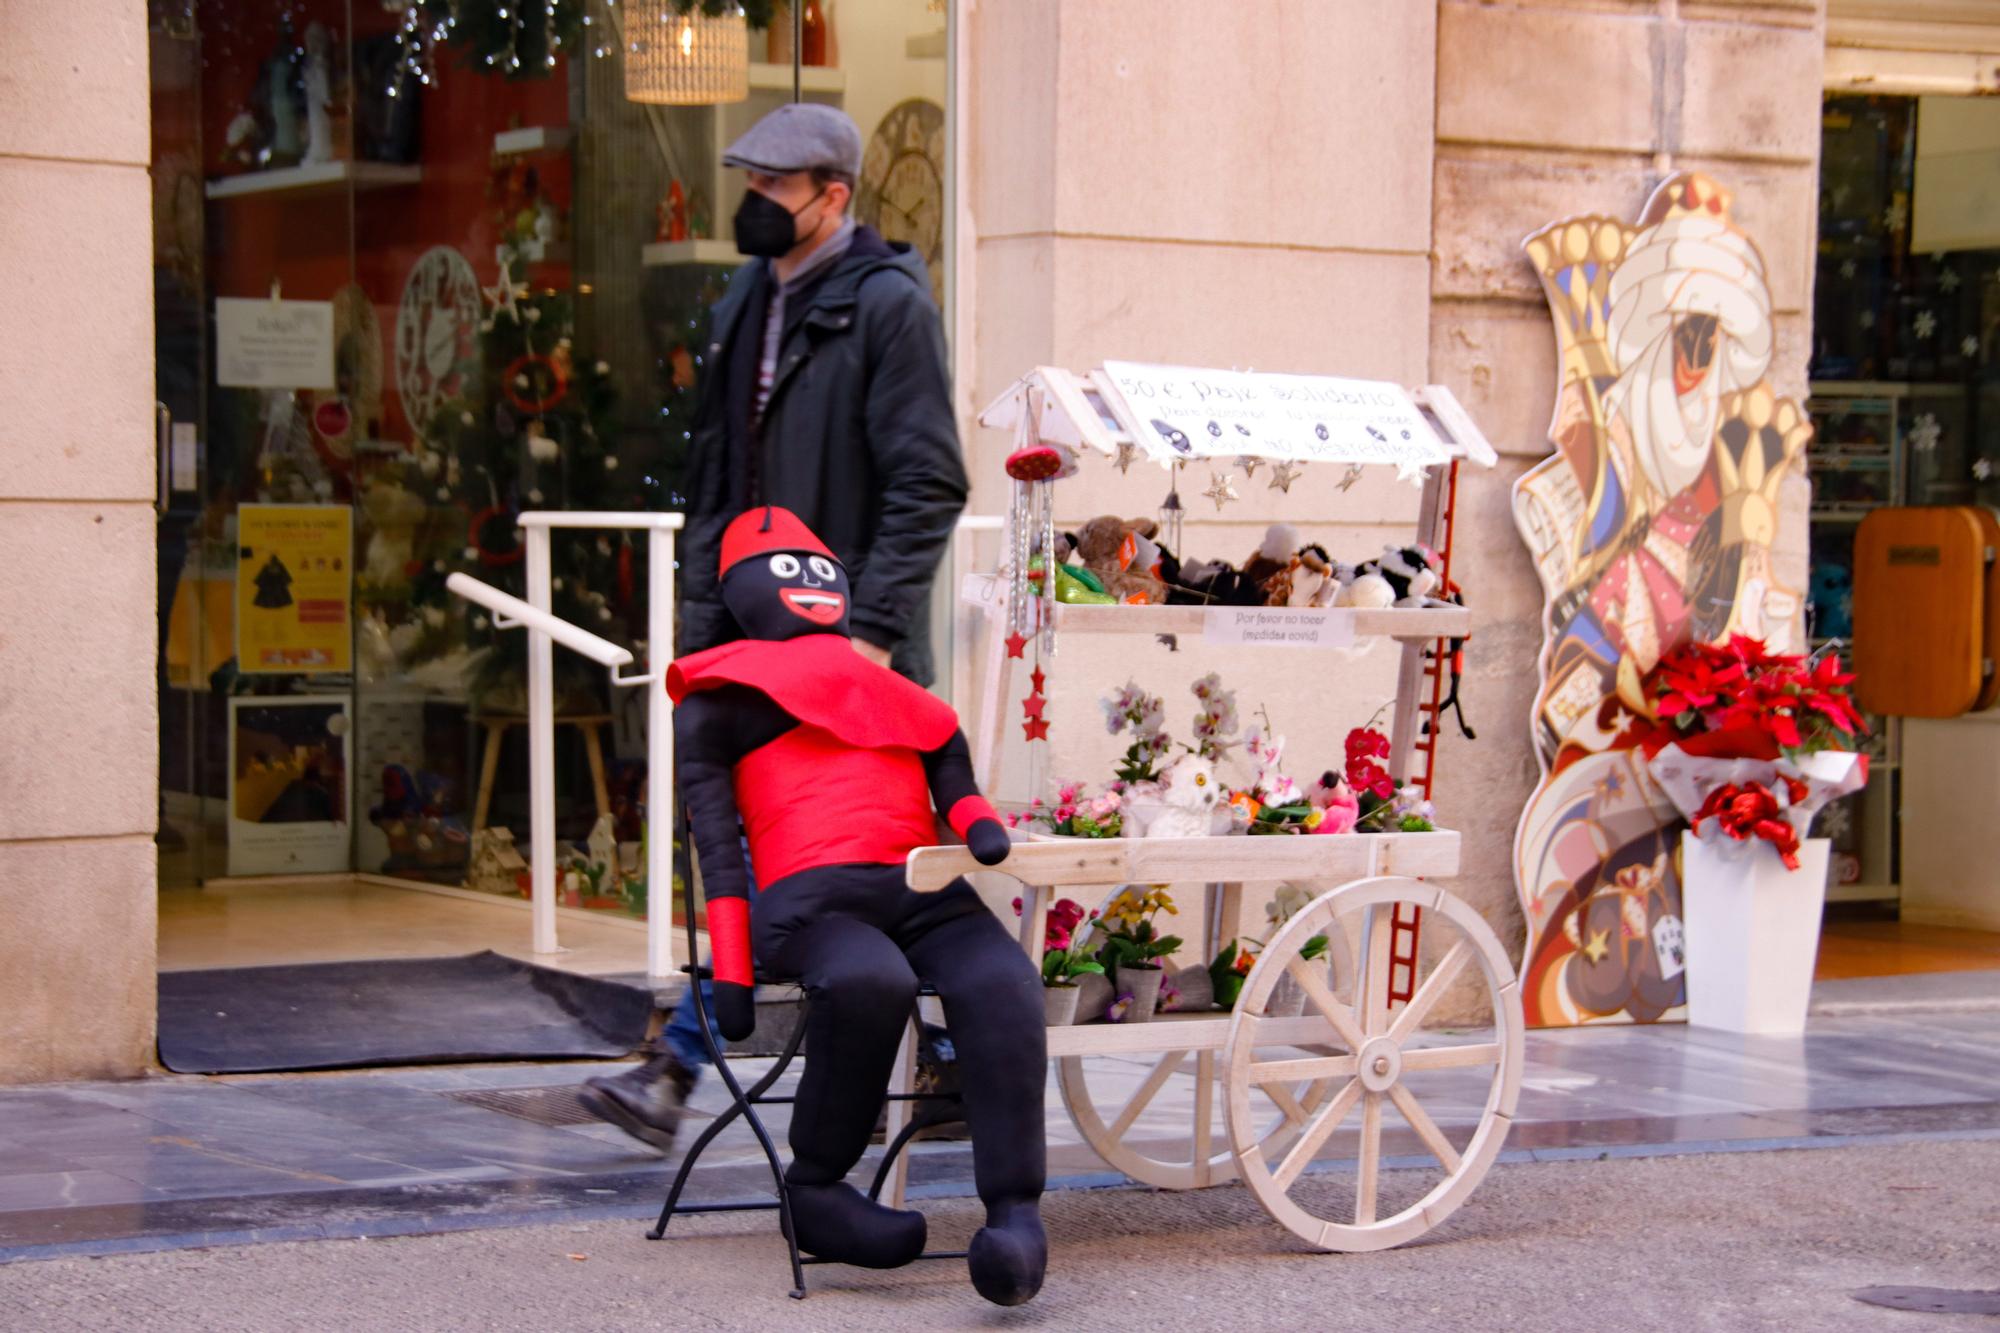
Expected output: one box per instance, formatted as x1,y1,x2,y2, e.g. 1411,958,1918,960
579,103,967,1150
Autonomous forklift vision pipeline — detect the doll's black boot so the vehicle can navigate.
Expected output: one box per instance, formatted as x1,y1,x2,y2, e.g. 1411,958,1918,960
784,1177,927,1269
967,1198,1046,1306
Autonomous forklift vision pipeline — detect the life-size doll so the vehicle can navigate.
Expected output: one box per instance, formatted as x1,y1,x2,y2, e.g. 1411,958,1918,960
668,507,1048,1306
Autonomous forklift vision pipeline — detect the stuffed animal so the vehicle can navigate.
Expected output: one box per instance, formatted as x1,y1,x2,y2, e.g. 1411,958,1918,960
1074,515,1168,604
1242,523,1301,592
1144,751,1223,837
1377,545,1446,607
669,507,1047,1306
1308,771,1360,834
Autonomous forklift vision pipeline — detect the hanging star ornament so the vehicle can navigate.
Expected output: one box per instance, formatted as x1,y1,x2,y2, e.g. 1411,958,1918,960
1030,665,1046,694
1396,459,1430,489
1004,630,1028,659
1021,693,1047,720
1023,716,1050,742
1337,463,1364,493
1112,440,1139,474
1201,469,1239,510
1267,460,1304,494
1235,454,1263,478
481,258,524,331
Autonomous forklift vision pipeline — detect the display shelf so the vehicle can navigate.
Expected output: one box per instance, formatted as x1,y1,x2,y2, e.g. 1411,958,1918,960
961,573,1469,643
747,61,845,93
205,161,423,199
1044,1008,1342,1058
493,125,573,156
907,829,1463,895
641,239,747,268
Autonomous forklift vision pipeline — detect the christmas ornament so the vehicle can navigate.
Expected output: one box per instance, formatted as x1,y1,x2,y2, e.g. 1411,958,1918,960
1267,459,1304,493
1201,469,1239,511
1337,463,1363,493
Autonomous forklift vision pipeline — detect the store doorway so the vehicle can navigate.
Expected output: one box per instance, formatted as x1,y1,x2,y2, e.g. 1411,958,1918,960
147,0,958,1057
1807,91,2000,983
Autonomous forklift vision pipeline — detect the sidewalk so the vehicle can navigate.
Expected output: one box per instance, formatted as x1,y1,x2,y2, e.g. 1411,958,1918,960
3,1007,1999,1263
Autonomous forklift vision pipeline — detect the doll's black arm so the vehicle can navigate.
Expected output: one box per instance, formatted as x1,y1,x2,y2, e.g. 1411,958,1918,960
921,728,1011,865
674,684,796,1038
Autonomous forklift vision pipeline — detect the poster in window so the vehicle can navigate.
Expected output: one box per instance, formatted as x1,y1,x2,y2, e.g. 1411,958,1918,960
236,504,352,674
227,695,352,876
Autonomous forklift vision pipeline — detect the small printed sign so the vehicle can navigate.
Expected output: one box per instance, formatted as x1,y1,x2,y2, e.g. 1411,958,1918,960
1652,913,1687,982
1101,360,1450,468
215,297,337,389
236,503,353,674
1202,606,1357,650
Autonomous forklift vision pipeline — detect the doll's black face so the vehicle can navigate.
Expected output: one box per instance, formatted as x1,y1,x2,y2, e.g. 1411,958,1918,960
723,550,852,641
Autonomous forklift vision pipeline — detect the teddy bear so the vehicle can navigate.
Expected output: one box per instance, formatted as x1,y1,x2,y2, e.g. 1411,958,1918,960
1074,515,1169,604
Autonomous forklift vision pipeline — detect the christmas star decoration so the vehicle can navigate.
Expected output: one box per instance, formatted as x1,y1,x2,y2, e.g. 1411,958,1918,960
1582,927,1612,965
1004,631,1027,659
1023,716,1050,742
1337,464,1364,493
1030,665,1046,694
1963,335,1981,359
1235,455,1263,478
1396,459,1429,489
1201,470,1239,510
1113,440,1139,474
1021,693,1046,720
481,258,524,330
1267,460,1304,494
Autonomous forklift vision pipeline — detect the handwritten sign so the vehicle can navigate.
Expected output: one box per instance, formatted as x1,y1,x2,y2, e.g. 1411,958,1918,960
1101,361,1450,468
1202,606,1357,649
215,297,336,390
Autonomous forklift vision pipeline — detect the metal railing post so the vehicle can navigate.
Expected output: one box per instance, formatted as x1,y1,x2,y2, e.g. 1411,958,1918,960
525,524,559,956
647,522,678,983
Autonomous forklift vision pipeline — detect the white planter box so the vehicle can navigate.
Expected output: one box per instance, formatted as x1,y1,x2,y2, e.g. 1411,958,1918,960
1681,832,1831,1035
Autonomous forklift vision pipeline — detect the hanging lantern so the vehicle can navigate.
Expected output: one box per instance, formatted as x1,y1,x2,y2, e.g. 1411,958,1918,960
623,3,749,105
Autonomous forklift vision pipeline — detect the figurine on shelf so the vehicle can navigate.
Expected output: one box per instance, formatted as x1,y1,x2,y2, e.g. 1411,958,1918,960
667,180,689,243
301,22,336,165
224,109,264,169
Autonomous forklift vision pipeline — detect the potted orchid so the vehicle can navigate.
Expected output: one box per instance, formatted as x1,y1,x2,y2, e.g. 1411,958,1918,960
1095,885,1182,1022
1014,897,1105,1025
1632,636,1870,1034
1259,882,1334,1015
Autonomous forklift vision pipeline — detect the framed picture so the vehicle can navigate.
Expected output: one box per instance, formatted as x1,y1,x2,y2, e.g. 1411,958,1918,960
227,695,353,877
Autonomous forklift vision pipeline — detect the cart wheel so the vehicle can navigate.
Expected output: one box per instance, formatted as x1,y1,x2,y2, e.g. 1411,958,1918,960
1223,876,1522,1251
1056,918,1357,1191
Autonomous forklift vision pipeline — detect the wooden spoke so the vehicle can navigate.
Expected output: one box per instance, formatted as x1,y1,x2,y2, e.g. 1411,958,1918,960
1400,1042,1500,1072
1285,953,1367,1050
1246,1053,1358,1085
1354,1091,1383,1225
1108,1050,1186,1140
1273,1077,1363,1191
1388,1083,1462,1173
1387,939,1472,1046
1261,1080,1310,1128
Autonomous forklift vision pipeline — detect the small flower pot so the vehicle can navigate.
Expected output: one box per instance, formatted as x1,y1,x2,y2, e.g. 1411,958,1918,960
1043,983,1082,1026
1162,963,1214,1012
1073,970,1113,1022
1266,969,1309,1017
1114,963,1165,1022
1681,832,1831,1034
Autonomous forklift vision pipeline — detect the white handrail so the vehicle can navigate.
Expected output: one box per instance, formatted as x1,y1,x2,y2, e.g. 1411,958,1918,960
516,512,686,530
446,573,634,669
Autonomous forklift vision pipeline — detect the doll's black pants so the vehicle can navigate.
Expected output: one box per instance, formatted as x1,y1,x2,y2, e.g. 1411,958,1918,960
750,864,1047,1212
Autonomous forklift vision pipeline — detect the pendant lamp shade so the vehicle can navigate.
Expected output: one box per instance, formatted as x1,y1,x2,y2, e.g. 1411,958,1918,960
623,3,749,105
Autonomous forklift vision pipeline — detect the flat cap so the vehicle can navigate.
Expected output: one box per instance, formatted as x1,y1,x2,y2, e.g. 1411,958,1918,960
721,102,863,178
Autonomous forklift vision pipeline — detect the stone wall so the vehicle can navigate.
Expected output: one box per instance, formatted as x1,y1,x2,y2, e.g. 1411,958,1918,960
0,0,158,1082
1426,0,1826,973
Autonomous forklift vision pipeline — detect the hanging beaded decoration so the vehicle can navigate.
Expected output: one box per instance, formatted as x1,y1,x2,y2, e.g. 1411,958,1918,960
1004,401,1064,742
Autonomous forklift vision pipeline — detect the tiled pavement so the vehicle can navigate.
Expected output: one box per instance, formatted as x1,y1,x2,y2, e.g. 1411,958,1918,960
3,1004,1999,1262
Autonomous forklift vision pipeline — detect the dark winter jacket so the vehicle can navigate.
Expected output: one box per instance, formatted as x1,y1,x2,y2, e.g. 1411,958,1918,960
677,226,966,686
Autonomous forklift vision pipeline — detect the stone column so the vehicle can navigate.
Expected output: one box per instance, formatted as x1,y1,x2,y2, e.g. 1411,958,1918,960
0,0,158,1082
1427,0,1827,961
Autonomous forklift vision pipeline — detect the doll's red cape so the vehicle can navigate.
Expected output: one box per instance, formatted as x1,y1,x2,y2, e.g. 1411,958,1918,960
666,634,960,751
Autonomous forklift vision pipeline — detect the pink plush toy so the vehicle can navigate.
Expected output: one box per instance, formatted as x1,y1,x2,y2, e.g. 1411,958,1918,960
1309,773,1360,835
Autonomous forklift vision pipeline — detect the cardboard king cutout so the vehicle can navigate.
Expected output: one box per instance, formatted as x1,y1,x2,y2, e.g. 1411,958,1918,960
668,507,1047,1306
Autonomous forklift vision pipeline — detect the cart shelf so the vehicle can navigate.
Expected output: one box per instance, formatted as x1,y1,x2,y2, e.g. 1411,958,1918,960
907,830,1462,894
1044,1008,1346,1058
960,573,1469,643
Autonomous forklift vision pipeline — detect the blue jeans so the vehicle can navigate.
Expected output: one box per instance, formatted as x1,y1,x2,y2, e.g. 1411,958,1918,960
659,836,757,1071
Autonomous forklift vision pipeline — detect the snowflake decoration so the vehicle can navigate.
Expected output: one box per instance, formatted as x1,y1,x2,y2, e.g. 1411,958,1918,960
1908,412,1943,454
1884,199,1908,232
1914,310,1938,340
1831,182,1851,210
1963,335,1981,359
1974,458,1994,482
1816,800,1852,842
1859,309,1876,330
1940,267,1962,294
1839,258,1857,280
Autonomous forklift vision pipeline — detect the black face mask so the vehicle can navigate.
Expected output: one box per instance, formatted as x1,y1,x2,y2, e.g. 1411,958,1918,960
722,547,852,642
732,187,824,259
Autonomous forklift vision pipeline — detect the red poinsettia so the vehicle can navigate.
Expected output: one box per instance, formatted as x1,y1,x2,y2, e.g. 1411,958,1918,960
1695,779,1807,869
1344,726,1395,800
1638,636,1868,763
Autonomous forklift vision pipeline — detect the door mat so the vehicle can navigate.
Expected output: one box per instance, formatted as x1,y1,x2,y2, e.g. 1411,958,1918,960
157,951,653,1074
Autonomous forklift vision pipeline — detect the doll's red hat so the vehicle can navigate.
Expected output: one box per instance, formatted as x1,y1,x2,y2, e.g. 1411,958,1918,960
720,505,838,575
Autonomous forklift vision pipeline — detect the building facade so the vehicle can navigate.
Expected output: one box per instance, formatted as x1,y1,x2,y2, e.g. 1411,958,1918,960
4,0,1997,1082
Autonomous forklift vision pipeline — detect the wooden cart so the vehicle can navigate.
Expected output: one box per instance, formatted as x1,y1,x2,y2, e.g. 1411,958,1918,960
890,364,1521,1252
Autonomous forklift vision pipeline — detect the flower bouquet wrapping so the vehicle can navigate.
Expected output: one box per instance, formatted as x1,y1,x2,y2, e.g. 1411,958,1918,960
1637,636,1869,869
